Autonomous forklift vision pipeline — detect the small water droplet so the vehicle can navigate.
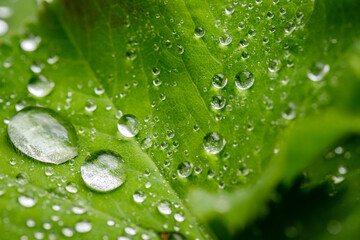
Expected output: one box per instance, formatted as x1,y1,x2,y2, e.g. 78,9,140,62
219,34,232,46
235,71,255,90
177,162,193,178
8,107,78,164
212,73,227,89
268,59,282,72
18,195,37,208
141,138,152,150
117,114,140,137
203,132,226,154
27,75,55,97
75,221,92,233
133,190,146,203
81,150,126,192
210,95,226,110
307,62,330,81
0,19,8,36
65,182,78,193
194,27,205,38
157,201,172,215
84,100,97,112
20,36,41,52
174,212,185,222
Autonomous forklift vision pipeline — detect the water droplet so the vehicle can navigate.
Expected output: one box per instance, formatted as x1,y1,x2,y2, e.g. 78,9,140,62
152,67,160,76
84,100,97,112
94,85,105,95
282,103,297,120
210,95,226,110
235,71,255,90
141,138,152,150
125,227,137,235
27,75,55,97
157,201,172,215
75,221,92,233
126,49,137,61
8,107,78,164
239,38,249,47
307,62,330,81
203,132,226,154
0,19,8,36
81,150,126,192
20,36,41,52
212,73,227,89
133,190,146,203
219,34,232,46
225,4,235,15
268,59,282,72
65,182,78,193
62,228,74,237
174,212,185,222
176,45,184,54
177,162,193,178
117,114,140,137
194,27,205,38
18,195,37,208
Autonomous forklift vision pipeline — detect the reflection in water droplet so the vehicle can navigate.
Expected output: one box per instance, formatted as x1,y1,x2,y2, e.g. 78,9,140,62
203,132,226,154
177,162,193,178
8,107,78,164
307,62,330,81
235,71,255,90
219,34,232,46
117,114,140,137
27,75,55,97
157,201,172,215
81,150,126,192
268,59,282,72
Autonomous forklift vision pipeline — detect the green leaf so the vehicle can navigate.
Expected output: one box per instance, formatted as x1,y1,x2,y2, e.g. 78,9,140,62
0,0,360,239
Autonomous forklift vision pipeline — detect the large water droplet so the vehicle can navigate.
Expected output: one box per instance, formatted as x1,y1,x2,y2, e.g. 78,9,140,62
307,62,330,81
81,150,126,192
203,132,226,154
117,114,140,137
157,201,172,215
235,71,255,90
177,162,193,178
8,107,78,164
27,75,55,97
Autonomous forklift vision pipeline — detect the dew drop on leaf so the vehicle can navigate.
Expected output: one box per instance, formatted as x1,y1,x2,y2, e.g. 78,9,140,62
18,195,37,208
133,190,147,203
212,73,227,89
117,114,140,137
27,75,55,97
81,150,126,192
0,19,8,36
75,221,92,233
235,71,255,90
194,27,205,38
20,36,41,52
307,62,330,81
8,107,78,164
157,201,172,215
177,161,193,178
210,95,226,110
203,132,226,154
